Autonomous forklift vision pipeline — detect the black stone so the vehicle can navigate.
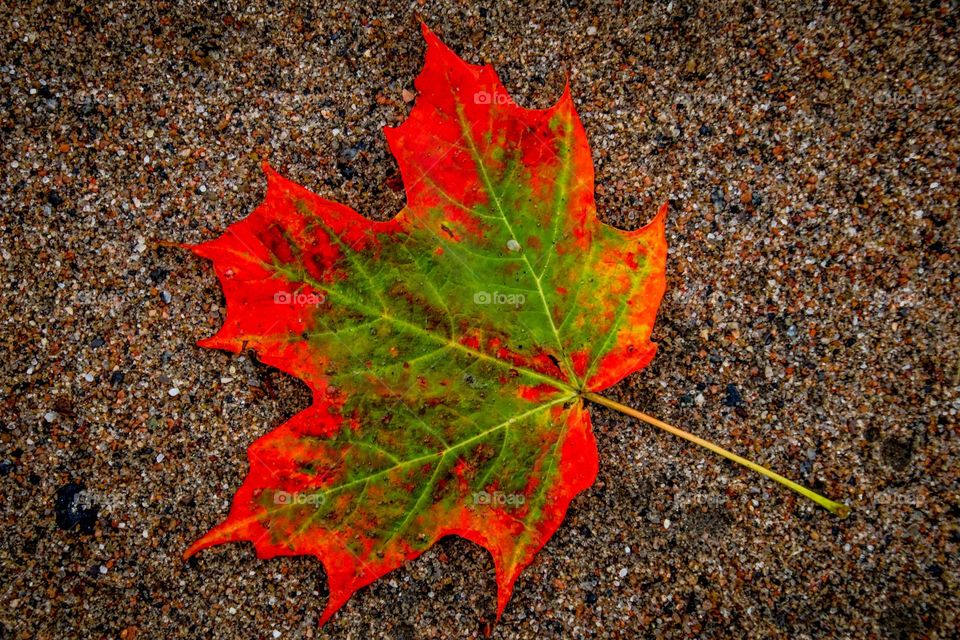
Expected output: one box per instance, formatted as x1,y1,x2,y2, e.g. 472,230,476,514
54,482,99,533
724,384,743,407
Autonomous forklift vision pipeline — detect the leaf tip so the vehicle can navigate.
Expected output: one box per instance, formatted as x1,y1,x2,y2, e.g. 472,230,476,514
260,160,286,190
652,200,669,227
493,564,521,621
183,518,247,562
418,17,431,37
419,19,441,48
630,200,668,243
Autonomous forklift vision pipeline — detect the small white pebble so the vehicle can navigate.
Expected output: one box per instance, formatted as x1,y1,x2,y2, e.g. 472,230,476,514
99,565,108,574
82,373,94,382
168,387,180,397
229,607,237,615
272,631,281,639
663,518,672,529
695,393,705,406
586,26,598,35
142,529,149,538
618,567,628,578
44,411,58,423
156,453,164,463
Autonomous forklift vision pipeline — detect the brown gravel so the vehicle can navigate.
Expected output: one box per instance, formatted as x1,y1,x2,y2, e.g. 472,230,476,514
1,1,958,638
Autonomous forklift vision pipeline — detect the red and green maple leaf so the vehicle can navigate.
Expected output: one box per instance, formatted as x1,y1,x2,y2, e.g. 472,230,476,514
183,24,847,625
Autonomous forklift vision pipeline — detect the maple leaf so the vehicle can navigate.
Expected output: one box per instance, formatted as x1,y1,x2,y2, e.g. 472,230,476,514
183,24,847,625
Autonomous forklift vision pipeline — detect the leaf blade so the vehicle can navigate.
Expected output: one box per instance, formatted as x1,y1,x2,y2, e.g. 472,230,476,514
185,23,667,624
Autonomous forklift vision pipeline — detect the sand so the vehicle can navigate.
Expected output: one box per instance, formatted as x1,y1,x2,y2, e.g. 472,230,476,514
1,1,957,638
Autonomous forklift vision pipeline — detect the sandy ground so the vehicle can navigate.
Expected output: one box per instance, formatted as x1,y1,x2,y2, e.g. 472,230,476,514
1,1,958,638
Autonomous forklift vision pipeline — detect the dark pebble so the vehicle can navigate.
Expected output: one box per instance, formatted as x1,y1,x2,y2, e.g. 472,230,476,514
724,384,743,407
54,482,99,534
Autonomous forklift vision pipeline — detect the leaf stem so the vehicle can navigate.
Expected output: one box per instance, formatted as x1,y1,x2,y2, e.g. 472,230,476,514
583,392,850,518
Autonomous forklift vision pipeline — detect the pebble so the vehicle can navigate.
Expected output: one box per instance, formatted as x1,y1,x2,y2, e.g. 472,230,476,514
723,384,743,407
